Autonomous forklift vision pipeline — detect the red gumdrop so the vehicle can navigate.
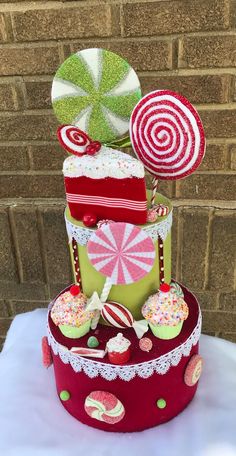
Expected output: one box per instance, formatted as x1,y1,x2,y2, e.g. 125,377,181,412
83,213,97,227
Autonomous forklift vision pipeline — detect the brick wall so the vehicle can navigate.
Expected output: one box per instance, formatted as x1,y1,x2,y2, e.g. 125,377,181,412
0,0,235,350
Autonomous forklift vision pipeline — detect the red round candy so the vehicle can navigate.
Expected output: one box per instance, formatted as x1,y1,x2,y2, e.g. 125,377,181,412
86,141,101,155
160,283,171,293
70,284,81,296
83,213,97,227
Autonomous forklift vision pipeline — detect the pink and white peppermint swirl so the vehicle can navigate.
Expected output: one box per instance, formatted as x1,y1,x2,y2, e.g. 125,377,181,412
130,90,205,180
57,125,91,156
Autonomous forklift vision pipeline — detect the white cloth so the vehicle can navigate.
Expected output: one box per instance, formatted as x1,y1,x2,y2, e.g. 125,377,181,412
0,309,236,456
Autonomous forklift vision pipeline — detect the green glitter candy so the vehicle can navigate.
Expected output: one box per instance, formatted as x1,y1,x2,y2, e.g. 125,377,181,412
156,398,166,409
51,48,142,143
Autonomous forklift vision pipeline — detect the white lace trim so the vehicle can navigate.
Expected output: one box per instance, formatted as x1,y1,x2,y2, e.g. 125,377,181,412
47,305,201,382
65,210,173,246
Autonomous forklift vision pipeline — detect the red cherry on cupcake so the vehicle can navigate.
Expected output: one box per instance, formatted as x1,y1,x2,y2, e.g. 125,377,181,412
70,284,81,296
160,283,171,293
83,212,97,227
86,141,101,156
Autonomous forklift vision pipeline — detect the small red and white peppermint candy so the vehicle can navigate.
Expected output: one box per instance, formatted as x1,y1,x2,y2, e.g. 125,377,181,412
102,301,148,339
84,391,125,424
147,208,157,223
57,125,101,157
139,337,153,352
41,336,53,368
184,354,203,386
97,219,114,229
130,90,205,180
154,204,169,217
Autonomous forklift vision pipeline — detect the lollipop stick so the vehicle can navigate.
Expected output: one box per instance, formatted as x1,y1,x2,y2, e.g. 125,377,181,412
91,278,112,330
100,278,112,302
151,177,158,207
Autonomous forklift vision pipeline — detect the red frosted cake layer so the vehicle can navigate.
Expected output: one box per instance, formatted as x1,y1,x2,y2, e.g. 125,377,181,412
64,175,147,224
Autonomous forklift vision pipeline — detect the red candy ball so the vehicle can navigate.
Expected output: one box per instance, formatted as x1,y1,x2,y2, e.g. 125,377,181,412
160,283,171,293
70,284,81,296
86,141,101,156
83,213,97,227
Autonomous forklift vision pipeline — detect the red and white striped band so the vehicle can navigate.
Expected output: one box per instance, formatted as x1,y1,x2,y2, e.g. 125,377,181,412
66,193,147,211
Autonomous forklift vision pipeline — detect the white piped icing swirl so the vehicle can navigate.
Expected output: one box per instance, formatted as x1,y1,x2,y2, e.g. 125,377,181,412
63,146,145,179
106,333,131,354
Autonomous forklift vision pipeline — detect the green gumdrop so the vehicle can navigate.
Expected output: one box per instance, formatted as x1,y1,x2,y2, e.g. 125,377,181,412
87,336,99,348
156,398,166,409
60,390,70,401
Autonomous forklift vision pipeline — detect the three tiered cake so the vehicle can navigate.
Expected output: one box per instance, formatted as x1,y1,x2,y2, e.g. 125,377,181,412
42,48,205,432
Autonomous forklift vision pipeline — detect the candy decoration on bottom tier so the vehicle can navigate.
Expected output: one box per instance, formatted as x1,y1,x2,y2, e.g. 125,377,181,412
84,391,125,424
158,240,165,283
87,222,155,328
87,296,148,338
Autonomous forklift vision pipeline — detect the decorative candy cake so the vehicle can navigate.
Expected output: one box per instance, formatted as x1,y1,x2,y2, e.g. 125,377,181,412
42,48,206,432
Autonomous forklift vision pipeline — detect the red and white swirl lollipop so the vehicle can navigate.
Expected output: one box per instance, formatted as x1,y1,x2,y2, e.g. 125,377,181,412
130,90,205,202
57,125,101,156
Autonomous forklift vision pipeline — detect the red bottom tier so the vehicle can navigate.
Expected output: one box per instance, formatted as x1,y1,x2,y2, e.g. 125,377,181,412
47,283,202,432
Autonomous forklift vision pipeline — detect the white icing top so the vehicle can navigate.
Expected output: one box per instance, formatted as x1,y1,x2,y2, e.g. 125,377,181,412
106,333,131,354
63,146,145,179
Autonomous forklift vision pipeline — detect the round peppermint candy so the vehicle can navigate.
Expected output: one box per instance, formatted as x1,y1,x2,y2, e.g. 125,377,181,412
84,391,125,424
52,48,142,143
184,354,203,386
130,90,205,180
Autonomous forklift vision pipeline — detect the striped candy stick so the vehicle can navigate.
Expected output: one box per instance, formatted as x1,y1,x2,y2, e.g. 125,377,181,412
151,177,158,207
90,279,112,329
72,237,82,289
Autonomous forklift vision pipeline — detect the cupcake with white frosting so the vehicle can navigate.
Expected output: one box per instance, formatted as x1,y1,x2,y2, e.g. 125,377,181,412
106,333,131,365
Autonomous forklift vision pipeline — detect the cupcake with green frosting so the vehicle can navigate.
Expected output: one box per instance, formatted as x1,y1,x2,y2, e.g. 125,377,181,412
51,285,95,339
142,283,189,340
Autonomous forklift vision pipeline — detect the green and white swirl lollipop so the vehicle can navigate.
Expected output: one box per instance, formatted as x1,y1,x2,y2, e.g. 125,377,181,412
51,48,142,143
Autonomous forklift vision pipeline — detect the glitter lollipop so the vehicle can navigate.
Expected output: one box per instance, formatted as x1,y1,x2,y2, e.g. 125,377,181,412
130,90,206,205
87,222,155,327
52,48,142,143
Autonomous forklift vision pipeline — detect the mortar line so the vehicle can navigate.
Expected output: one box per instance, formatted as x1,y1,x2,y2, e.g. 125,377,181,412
203,208,214,291
8,206,24,283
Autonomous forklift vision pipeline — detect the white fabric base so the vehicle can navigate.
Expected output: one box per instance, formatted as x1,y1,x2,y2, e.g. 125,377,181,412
0,309,236,456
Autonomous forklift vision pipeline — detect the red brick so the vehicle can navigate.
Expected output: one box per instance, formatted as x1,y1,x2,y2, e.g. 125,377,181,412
0,44,60,76
0,82,21,110
0,174,64,199
140,74,231,104
219,293,236,311
202,310,236,332
229,145,236,170
0,209,18,282
194,291,218,310
180,208,209,289
0,318,12,336
0,112,57,141
41,206,72,283
208,211,235,290
24,80,51,109
123,0,230,37
179,35,236,69
12,207,45,283
12,5,115,41
199,109,236,138
29,144,65,171
176,174,236,201
0,145,29,171
199,144,227,171
71,40,172,71
0,281,47,301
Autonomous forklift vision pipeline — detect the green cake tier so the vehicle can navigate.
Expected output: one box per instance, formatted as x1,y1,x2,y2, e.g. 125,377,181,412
65,192,172,321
